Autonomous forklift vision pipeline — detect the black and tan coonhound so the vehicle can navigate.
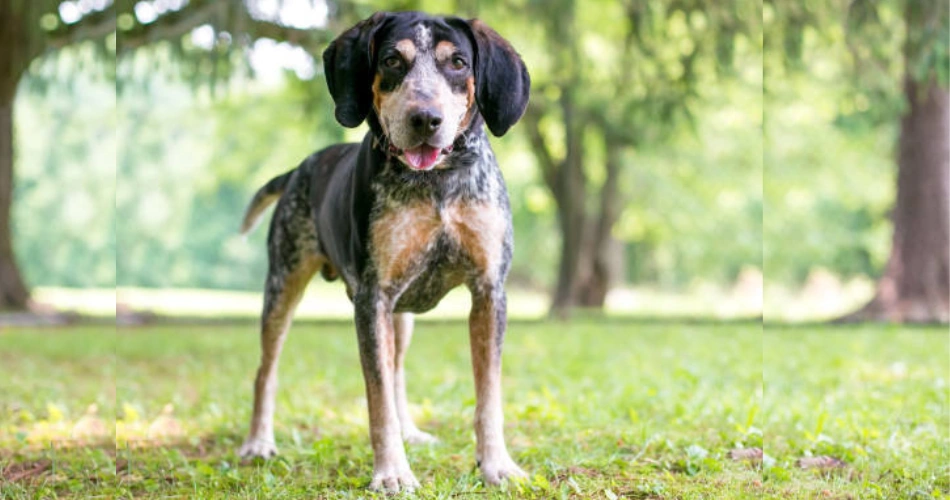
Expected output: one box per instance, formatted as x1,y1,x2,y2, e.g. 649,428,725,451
237,11,530,492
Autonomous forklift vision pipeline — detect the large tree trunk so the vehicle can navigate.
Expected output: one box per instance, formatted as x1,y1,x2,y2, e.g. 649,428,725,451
572,138,624,308
549,89,589,313
550,184,624,314
0,48,30,311
549,126,624,315
523,0,624,316
524,89,626,316
549,158,590,313
845,77,950,323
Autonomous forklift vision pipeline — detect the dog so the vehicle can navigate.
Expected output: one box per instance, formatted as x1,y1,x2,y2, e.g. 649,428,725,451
236,11,530,493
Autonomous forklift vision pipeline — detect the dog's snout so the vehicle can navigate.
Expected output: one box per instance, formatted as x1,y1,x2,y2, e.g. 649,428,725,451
409,108,443,135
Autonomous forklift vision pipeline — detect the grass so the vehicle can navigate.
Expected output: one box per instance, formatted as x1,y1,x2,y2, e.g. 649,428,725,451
0,320,946,498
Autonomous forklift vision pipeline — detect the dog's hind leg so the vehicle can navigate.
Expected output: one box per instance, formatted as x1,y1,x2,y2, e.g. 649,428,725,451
239,255,319,459
240,179,322,459
393,313,438,445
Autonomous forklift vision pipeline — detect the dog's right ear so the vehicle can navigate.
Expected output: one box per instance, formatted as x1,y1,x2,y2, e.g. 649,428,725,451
323,12,390,128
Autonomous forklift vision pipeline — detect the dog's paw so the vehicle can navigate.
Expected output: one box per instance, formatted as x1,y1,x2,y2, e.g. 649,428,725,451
369,466,420,493
238,438,278,459
479,455,527,486
403,428,439,446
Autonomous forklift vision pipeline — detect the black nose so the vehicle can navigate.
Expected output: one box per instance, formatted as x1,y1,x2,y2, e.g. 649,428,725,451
409,108,443,135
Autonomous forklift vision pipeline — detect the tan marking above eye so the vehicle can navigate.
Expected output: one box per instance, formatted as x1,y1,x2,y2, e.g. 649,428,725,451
435,41,456,62
395,39,416,63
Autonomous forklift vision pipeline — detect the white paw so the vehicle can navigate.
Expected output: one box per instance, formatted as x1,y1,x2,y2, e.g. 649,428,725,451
479,454,527,486
238,437,278,459
368,466,420,493
403,428,439,446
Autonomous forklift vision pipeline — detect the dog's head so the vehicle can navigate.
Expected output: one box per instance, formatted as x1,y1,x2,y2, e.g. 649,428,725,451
323,12,530,171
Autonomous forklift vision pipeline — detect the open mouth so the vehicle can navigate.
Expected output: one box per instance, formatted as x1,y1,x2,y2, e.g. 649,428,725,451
388,143,454,171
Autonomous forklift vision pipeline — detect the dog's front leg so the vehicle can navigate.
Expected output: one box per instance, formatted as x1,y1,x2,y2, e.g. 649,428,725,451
469,285,527,485
354,287,419,492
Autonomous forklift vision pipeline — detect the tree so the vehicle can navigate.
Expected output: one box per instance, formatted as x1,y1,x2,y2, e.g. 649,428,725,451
770,0,948,323
511,0,761,314
0,1,371,312
0,1,114,311
847,1,949,323
116,0,341,55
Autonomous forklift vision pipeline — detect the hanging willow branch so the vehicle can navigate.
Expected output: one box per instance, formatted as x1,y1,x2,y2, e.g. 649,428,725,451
47,6,117,49
117,0,333,56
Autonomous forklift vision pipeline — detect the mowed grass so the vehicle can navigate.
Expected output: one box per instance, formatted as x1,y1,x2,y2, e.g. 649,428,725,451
763,327,949,498
0,321,946,499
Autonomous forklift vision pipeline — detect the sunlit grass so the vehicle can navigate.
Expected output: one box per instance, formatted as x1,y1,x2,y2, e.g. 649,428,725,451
1,321,946,498
762,327,950,498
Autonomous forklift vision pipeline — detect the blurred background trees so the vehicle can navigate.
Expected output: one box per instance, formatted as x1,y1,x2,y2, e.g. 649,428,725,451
842,1,948,322
767,0,948,322
3,0,947,322
0,0,113,310
518,0,761,312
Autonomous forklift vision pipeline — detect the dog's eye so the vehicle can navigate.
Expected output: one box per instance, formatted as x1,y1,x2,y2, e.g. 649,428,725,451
383,56,403,70
450,55,467,70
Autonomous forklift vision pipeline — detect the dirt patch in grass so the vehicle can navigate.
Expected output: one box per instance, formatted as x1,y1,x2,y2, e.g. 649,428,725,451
1,459,51,483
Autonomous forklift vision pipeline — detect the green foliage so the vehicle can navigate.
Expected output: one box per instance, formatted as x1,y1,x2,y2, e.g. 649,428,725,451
13,73,115,288
472,1,766,287
4,0,115,81
767,0,948,119
614,81,763,286
115,72,342,289
851,0,950,88
762,0,912,285
764,87,895,284
11,0,940,290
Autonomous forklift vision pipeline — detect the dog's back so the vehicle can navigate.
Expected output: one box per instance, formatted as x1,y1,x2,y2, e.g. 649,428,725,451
240,143,360,239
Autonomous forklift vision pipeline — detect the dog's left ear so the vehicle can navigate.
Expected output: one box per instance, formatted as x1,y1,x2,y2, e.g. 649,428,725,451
450,18,530,137
323,12,391,128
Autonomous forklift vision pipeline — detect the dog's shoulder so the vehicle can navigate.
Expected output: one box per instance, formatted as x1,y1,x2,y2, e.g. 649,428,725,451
309,134,385,289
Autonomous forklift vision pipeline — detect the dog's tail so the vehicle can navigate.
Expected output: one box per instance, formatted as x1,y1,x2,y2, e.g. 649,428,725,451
240,169,294,235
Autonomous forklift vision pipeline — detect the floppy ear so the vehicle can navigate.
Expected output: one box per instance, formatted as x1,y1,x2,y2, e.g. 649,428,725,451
322,12,390,128
450,18,530,137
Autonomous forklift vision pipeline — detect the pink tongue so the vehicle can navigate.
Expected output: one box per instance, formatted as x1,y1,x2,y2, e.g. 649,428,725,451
404,145,440,170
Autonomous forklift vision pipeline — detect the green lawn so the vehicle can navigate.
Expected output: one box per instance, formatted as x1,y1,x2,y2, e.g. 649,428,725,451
0,321,946,499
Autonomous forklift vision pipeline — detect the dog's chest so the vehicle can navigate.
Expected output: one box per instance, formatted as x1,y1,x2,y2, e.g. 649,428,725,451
370,199,507,311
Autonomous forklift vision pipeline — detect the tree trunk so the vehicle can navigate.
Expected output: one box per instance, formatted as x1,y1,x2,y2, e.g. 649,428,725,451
844,77,950,323
549,175,624,314
0,72,30,311
549,130,625,315
549,126,588,311
550,153,590,314
574,138,624,308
